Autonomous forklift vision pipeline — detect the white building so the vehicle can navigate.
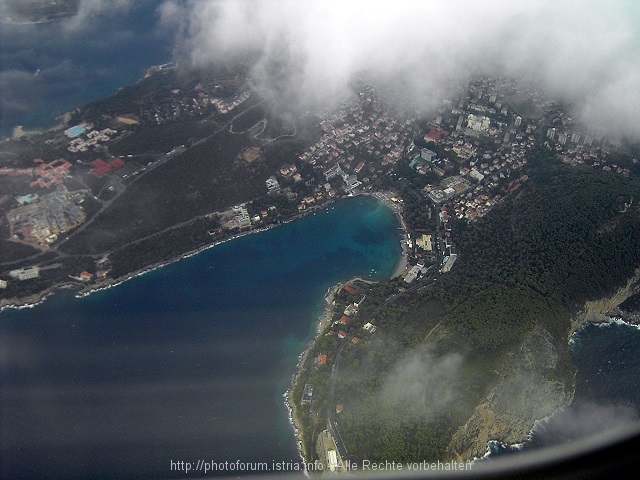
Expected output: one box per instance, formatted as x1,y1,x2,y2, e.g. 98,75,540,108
9,266,40,281
441,253,458,273
547,128,556,140
265,176,280,191
558,133,568,145
469,168,485,182
421,148,437,162
467,114,490,132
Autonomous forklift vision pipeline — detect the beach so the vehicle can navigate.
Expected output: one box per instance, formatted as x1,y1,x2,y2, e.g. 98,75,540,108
393,233,410,278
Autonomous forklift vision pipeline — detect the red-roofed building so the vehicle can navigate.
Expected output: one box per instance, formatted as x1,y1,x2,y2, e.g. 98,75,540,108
338,330,347,339
339,315,349,325
317,354,327,365
91,157,125,177
424,124,449,143
90,158,108,177
351,337,360,344
80,271,93,281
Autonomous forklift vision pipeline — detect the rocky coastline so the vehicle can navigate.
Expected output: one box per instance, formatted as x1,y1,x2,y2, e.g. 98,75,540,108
450,269,640,462
569,268,640,335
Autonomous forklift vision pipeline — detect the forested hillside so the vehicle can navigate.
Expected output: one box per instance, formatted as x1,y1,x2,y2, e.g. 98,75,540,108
436,155,640,350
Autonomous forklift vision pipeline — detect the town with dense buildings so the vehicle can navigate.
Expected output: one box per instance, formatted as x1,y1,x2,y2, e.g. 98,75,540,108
0,68,635,297
1,66,639,472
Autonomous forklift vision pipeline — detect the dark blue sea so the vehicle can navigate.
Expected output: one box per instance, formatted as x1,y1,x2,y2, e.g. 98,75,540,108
0,0,173,137
0,196,403,479
487,319,640,458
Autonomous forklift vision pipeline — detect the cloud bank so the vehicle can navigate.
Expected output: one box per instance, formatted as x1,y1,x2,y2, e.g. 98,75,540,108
163,0,640,138
380,345,464,420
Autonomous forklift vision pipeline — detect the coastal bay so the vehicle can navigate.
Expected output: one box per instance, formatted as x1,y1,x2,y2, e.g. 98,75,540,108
0,195,403,479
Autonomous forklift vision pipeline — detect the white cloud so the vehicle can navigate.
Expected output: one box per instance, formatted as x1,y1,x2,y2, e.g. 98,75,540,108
165,0,640,138
380,345,463,420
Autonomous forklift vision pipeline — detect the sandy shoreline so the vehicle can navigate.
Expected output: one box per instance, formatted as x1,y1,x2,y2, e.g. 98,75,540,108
392,221,409,278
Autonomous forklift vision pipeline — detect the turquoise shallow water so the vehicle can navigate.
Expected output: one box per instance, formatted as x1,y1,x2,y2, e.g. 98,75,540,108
0,196,402,479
